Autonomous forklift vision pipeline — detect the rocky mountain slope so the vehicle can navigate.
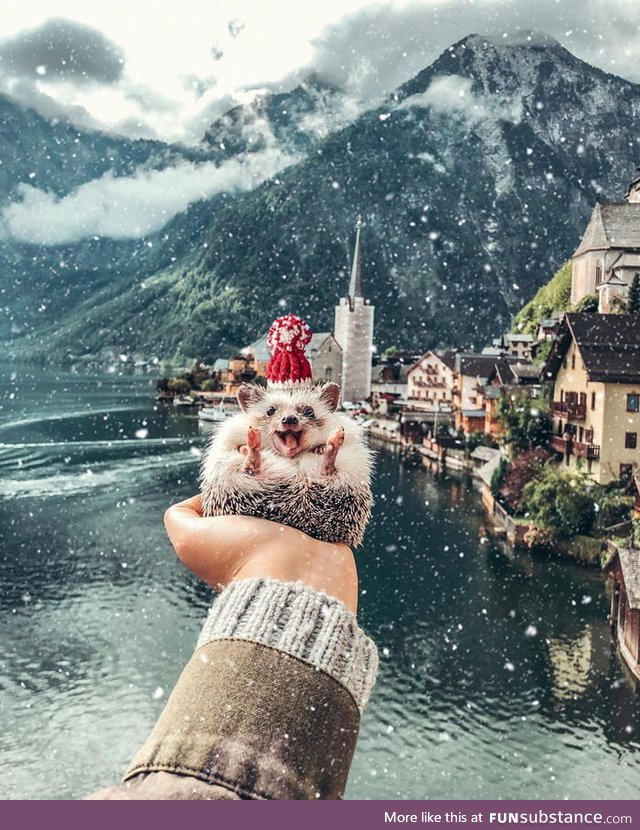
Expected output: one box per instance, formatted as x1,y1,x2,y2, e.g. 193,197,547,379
3,32,640,363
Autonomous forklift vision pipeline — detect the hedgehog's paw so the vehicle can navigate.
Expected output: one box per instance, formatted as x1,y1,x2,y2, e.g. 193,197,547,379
321,426,345,476
241,426,262,475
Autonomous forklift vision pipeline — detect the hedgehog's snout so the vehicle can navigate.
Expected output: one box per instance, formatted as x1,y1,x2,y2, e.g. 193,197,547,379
281,414,299,426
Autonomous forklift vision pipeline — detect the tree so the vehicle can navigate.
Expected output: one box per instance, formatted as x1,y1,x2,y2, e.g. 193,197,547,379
521,464,596,541
167,377,191,394
574,293,599,313
512,261,572,335
496,391,552,457
201,375,222,392
628,275,640,315
498,447,550,513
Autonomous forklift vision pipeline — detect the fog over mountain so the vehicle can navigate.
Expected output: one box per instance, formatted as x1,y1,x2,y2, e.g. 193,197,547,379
2,31,639,362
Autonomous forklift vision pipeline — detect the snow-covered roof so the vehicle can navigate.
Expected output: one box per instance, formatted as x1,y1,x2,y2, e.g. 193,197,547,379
477,452,503,487
471,446,500,462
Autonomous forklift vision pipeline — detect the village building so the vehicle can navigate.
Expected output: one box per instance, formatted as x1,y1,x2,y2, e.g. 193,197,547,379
608,545,640,681
406,350,457,413
605,472,640,680
492,333,535,361
453,353,511,434
334,215,375,404
371,363,410,413
216,354,258,395
480,360,540,441
536,317,561,342
544,313,640,485
570,169,640,312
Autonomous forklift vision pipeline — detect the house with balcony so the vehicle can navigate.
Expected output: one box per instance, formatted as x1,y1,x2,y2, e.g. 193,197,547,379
406,350,457,413
543,313,640,484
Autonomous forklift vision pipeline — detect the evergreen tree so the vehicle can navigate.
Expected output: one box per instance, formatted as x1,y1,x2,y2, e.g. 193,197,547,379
628,274,640,315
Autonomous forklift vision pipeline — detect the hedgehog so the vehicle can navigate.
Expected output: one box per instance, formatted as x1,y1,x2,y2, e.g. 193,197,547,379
199,315,373,548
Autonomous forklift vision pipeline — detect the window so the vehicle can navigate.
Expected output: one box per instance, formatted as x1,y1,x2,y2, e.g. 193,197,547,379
627,394,640,412
324,367,332,382
591,391,596,411
625,432,637,449
595,262,603,286
571,354,576,370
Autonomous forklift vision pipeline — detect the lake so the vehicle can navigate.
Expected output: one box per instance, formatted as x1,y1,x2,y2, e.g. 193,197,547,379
1,366,639,800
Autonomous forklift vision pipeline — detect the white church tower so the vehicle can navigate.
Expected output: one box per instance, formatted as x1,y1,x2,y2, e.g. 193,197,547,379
334,215,375,404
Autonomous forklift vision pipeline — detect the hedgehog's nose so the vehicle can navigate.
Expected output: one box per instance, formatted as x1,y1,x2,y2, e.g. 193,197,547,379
282,414,299,426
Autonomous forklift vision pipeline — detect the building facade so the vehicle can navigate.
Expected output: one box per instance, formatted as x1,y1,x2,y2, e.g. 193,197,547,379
453,353,506,433
406,350,457,411
571,172,640,312
544,313,640,484
334,215,375,403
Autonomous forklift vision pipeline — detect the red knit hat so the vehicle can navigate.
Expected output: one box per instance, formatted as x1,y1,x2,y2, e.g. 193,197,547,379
265,314,313,390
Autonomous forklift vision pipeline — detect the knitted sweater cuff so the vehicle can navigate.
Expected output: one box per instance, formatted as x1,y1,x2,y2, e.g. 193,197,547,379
197,578,378,713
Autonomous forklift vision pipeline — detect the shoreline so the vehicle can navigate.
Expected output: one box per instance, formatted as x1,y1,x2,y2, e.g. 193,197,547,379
366,420,606,568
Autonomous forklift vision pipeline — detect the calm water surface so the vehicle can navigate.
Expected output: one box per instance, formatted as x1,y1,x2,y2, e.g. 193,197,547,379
1,366,639,800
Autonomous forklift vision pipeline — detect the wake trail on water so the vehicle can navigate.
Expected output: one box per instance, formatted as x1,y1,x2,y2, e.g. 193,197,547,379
0,447,199,500
0,405,149,435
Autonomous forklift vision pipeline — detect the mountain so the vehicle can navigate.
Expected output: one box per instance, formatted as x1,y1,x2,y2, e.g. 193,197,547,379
202,73,352,158
3,32,640,363
0,93,217,200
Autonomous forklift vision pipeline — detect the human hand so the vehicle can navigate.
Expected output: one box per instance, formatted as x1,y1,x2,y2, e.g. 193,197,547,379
164,496,358,610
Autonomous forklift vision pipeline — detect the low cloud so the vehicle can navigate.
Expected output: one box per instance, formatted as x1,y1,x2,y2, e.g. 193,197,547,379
399,74,522,124
2,77,106,131
0,149,299,246
305,0,640,109
0,17,125,84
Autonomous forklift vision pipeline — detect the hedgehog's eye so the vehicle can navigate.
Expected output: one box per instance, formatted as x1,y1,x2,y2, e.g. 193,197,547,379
302,407,315,419
266,406,277,417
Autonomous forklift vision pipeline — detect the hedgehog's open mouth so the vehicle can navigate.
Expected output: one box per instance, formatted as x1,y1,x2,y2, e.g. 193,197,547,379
273,428,306,458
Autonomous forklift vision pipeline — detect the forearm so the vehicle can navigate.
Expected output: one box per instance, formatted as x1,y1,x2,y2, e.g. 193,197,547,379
88,577,378,800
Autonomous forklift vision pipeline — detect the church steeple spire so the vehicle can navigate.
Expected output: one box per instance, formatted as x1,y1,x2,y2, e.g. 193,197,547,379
334,214,375,404
348,214,364,310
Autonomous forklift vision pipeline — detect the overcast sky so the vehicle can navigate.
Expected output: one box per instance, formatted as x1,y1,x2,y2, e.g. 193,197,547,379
0,0,638,145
